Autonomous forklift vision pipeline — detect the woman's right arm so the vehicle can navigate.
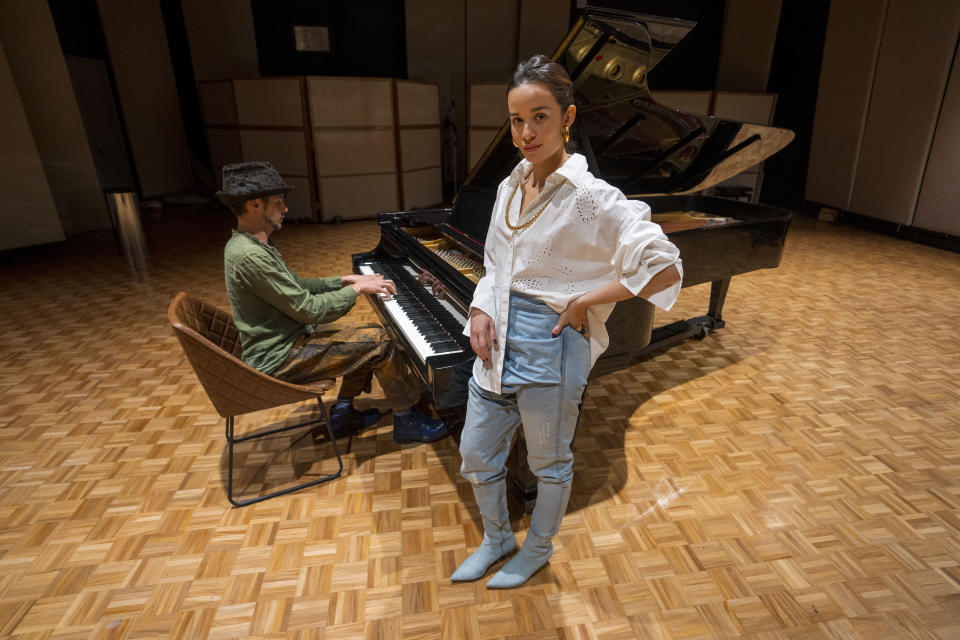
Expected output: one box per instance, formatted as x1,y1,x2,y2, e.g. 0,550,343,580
468,182,506,362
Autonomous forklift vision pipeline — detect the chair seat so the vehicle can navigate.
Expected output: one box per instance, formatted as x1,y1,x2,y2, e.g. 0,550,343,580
168,292,344,507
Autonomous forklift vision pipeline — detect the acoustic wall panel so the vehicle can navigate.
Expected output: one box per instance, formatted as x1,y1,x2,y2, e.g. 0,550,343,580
403,168,442,209
239,130,308,176
0,40,63,250
397,81,438,126
203,76,315,220
181,0,259,83
469,82,508,173
915,45,960,235
805,0,887,210
98,0,193,197
713,92,776,125
470,83,507,127
850,0,960,224
518,0,570,61
716,0,783,93
319,174,398,220
308,77,393,126
207,128,242,171
400,129,441,172
284,176,313,220
234,77,302,127
312,130,396,176
469,129,502,171
198,80,236,125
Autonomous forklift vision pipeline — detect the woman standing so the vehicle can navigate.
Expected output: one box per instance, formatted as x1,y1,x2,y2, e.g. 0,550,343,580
450,55,685,589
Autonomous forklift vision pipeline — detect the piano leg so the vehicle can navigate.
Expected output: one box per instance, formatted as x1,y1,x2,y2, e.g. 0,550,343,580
707,277,730,330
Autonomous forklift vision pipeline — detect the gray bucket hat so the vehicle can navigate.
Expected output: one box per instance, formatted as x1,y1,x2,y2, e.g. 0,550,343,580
216,161,294,205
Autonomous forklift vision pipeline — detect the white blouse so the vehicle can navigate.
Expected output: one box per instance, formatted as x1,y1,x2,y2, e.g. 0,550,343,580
465,153,683,394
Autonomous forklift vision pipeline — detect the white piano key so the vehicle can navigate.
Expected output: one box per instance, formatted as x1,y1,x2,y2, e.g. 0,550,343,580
358,264,461,363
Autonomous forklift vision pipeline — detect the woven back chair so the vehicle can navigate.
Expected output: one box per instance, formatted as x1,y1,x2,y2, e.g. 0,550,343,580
168,292,342,506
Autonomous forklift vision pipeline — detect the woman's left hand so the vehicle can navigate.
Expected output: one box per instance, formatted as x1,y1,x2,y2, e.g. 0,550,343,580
552,296,588,338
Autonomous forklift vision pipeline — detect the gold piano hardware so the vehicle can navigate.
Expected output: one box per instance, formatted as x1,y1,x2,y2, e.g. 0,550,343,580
404,227,487,283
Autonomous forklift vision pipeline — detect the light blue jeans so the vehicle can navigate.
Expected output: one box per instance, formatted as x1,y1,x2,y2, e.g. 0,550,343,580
460,293,592,497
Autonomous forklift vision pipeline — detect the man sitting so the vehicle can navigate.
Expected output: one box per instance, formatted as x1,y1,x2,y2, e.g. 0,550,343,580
219,161,448,443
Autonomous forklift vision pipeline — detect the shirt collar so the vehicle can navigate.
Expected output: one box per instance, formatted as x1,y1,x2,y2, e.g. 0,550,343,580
509,152,589,187
233,228,282,257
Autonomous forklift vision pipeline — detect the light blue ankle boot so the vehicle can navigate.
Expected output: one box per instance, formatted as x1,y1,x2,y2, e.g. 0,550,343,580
450,480,516,582
486,482,570,589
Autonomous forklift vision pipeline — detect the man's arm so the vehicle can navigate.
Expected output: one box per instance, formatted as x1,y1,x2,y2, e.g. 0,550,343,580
240,254,357,325
296,275,346,294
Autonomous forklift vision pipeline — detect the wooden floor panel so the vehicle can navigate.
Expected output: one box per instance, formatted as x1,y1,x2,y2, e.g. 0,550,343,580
1,208,959,639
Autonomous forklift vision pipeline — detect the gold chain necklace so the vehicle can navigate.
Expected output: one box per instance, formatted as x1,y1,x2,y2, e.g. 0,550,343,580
504,181,550,231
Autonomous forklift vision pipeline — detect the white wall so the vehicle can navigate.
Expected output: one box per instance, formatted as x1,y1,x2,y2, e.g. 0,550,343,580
98,0,194,197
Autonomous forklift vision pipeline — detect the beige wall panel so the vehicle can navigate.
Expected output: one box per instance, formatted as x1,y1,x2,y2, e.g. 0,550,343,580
313,130,396,176
806,0,887,209
308,77,393,127
318,174,398,221
397,81,439,126
0,0,107,234
199,81,237,125
471,83,508,127
207,128,242,172
469,129,502,171
98,0,193,196
518,0,570,59
0,41,63,250
400,128,441,171
915,46,960,235
181,0,259,83
851,0,960,224
283,176,313,221
467,0,518,83
716,0,783,92
652,91,712,115
714,93,776,124
403,167,442,209
239,130,308,176
405,0,466,182
234,78,302,127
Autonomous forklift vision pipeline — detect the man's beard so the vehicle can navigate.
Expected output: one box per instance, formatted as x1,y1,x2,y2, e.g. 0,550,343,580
263,212,281,231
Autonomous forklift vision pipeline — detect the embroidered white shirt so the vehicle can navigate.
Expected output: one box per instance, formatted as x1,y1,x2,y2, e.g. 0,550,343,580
465,153,683,394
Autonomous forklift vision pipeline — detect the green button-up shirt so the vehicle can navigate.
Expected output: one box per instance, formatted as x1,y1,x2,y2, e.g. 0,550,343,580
224,230,357,374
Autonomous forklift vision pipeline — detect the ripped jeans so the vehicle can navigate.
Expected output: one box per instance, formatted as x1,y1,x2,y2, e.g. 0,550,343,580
460,292,591,497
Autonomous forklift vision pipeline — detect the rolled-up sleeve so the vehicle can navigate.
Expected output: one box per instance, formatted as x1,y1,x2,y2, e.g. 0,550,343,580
238,253,356,324
610,198,683,311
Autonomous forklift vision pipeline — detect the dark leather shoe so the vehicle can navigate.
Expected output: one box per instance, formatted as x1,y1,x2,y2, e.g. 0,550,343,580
393,409,449,444
329,401,382,438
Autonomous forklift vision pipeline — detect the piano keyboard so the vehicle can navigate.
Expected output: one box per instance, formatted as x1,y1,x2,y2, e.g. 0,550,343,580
358,263,469,364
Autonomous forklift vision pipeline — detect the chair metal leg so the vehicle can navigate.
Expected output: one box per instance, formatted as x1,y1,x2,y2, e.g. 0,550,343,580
225,399,344,507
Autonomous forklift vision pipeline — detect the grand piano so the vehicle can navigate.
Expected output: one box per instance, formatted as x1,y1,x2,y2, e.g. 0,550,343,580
353,7,793,483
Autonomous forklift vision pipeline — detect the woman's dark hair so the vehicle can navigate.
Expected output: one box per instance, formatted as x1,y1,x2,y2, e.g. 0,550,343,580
508,54,575,113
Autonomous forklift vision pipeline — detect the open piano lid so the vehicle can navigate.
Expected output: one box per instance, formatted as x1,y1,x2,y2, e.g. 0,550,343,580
447,6,794,244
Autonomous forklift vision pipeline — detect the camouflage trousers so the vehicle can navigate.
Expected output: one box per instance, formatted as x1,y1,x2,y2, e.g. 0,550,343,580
272,321,422,410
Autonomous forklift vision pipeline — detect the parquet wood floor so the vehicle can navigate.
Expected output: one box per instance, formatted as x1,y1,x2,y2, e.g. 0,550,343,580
1,207,959,639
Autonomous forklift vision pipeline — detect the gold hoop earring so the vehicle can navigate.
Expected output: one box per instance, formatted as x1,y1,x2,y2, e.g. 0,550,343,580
512,138,519,148
563,127,570,143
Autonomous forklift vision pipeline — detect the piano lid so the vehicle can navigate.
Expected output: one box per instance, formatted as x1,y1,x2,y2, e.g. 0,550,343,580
449,6,794,243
